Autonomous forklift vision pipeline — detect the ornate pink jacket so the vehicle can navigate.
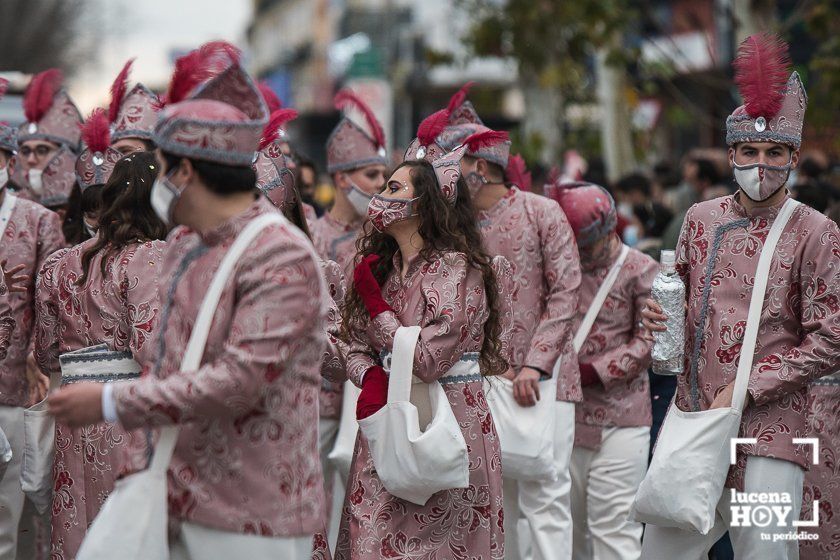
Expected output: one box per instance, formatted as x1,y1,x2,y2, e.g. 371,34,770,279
34,238,165,559
112,198,328,536
574,244,657,450
0,273,13,360
675,193,840,487
478,187,582,402
0,193,64,406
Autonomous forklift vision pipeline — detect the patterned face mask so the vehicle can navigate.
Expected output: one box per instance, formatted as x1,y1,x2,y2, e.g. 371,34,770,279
732,156,792,202
366,193,420,233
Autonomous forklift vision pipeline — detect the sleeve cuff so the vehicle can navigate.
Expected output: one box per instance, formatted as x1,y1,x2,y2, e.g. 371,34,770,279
102,382,119,424
525,365,551,381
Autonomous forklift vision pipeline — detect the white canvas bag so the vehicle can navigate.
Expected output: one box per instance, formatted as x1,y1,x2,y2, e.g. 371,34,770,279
630,199,800,534
21,344,142,514
357,325,470,505
487,244,629,481
77,212,285,560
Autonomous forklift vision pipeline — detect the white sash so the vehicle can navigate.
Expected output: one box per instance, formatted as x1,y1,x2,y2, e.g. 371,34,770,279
0,192,17,236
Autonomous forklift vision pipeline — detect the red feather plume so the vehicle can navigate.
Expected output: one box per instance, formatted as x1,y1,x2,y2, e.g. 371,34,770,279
24,68,63,123
165,41,241,106
258,81,282,113
447,81,475,114
334,89,386,148
416,109,450,146
463,129,509,152
259,108,299,150
80,108,111,154
108,59,134,123
733,33,791,119
506,154,532,190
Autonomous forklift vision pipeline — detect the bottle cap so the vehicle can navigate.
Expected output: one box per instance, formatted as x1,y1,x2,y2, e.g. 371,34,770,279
660,250,676,268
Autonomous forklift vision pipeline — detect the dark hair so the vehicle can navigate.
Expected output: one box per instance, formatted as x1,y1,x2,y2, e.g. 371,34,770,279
340,159,507,376
614,173,651,197
279,185,312,239
653,161,679,190
633,201,674,238
799,157,826,180
693,158,720,186
162,152,256,195
62,183,90,246
78,151,168,284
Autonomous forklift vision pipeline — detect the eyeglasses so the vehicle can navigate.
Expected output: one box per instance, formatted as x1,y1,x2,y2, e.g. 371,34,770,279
19,145,55,158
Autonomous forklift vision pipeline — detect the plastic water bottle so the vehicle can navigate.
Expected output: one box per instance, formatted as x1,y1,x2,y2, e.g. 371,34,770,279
651,250,685,375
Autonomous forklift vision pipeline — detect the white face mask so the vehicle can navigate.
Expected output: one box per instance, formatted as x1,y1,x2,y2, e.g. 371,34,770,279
732,157,792,202
0,167,7,190
28,169,43,195
151,172,184,226
345,181,373,216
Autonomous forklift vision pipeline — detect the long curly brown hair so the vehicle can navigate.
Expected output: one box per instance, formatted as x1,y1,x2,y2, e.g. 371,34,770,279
340,159,507,377
78,151,169,284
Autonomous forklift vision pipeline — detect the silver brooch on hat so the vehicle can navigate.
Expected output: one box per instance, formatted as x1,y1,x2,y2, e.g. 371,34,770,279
92,152,104,166
377,146,386,158
28,123,37,134
416,146,426,159
755,116,767,132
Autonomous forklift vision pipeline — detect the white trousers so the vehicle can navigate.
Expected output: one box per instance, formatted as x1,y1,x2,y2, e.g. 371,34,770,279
570,426,649,560
171,522,313,560
504,400,575,560
0,405,39,559
318,417,343,549
641,455,804,560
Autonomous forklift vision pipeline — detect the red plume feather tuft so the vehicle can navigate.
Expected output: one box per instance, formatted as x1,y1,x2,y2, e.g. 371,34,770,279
108,59,134,123
733,33,791,119
259,108,298,150
23,68,63,123
80,108,111,154
165,41,241,106
416,109,450,146
447,81,475,114
463,129,509,152
334,89,386,148
258,81,283,113
506,154,532,190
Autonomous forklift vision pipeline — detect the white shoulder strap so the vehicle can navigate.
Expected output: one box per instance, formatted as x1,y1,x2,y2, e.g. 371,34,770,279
387,326,422,403
573,244,629,352
731,198,800,411
0,193,17,237
150,212,285,472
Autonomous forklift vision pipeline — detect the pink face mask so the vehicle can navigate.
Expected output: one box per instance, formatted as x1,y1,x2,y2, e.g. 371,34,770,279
732,156,792,202
366,193,419,233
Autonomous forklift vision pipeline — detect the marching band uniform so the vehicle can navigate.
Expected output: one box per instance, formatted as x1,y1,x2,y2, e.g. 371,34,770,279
101,45,329,553
107,58,161,152
548,183,657,560
641,35,840,560
438,89,582,560
32,112,160,559
334,122,509,560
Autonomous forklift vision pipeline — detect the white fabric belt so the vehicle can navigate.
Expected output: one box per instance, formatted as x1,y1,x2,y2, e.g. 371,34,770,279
380,351,481,384
59,344,142,385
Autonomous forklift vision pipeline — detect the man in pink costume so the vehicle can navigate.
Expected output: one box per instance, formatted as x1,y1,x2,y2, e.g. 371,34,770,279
8,69,82,214
49,42,329,558
437,85,582,560
641,34,840,559
548,181,657,560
